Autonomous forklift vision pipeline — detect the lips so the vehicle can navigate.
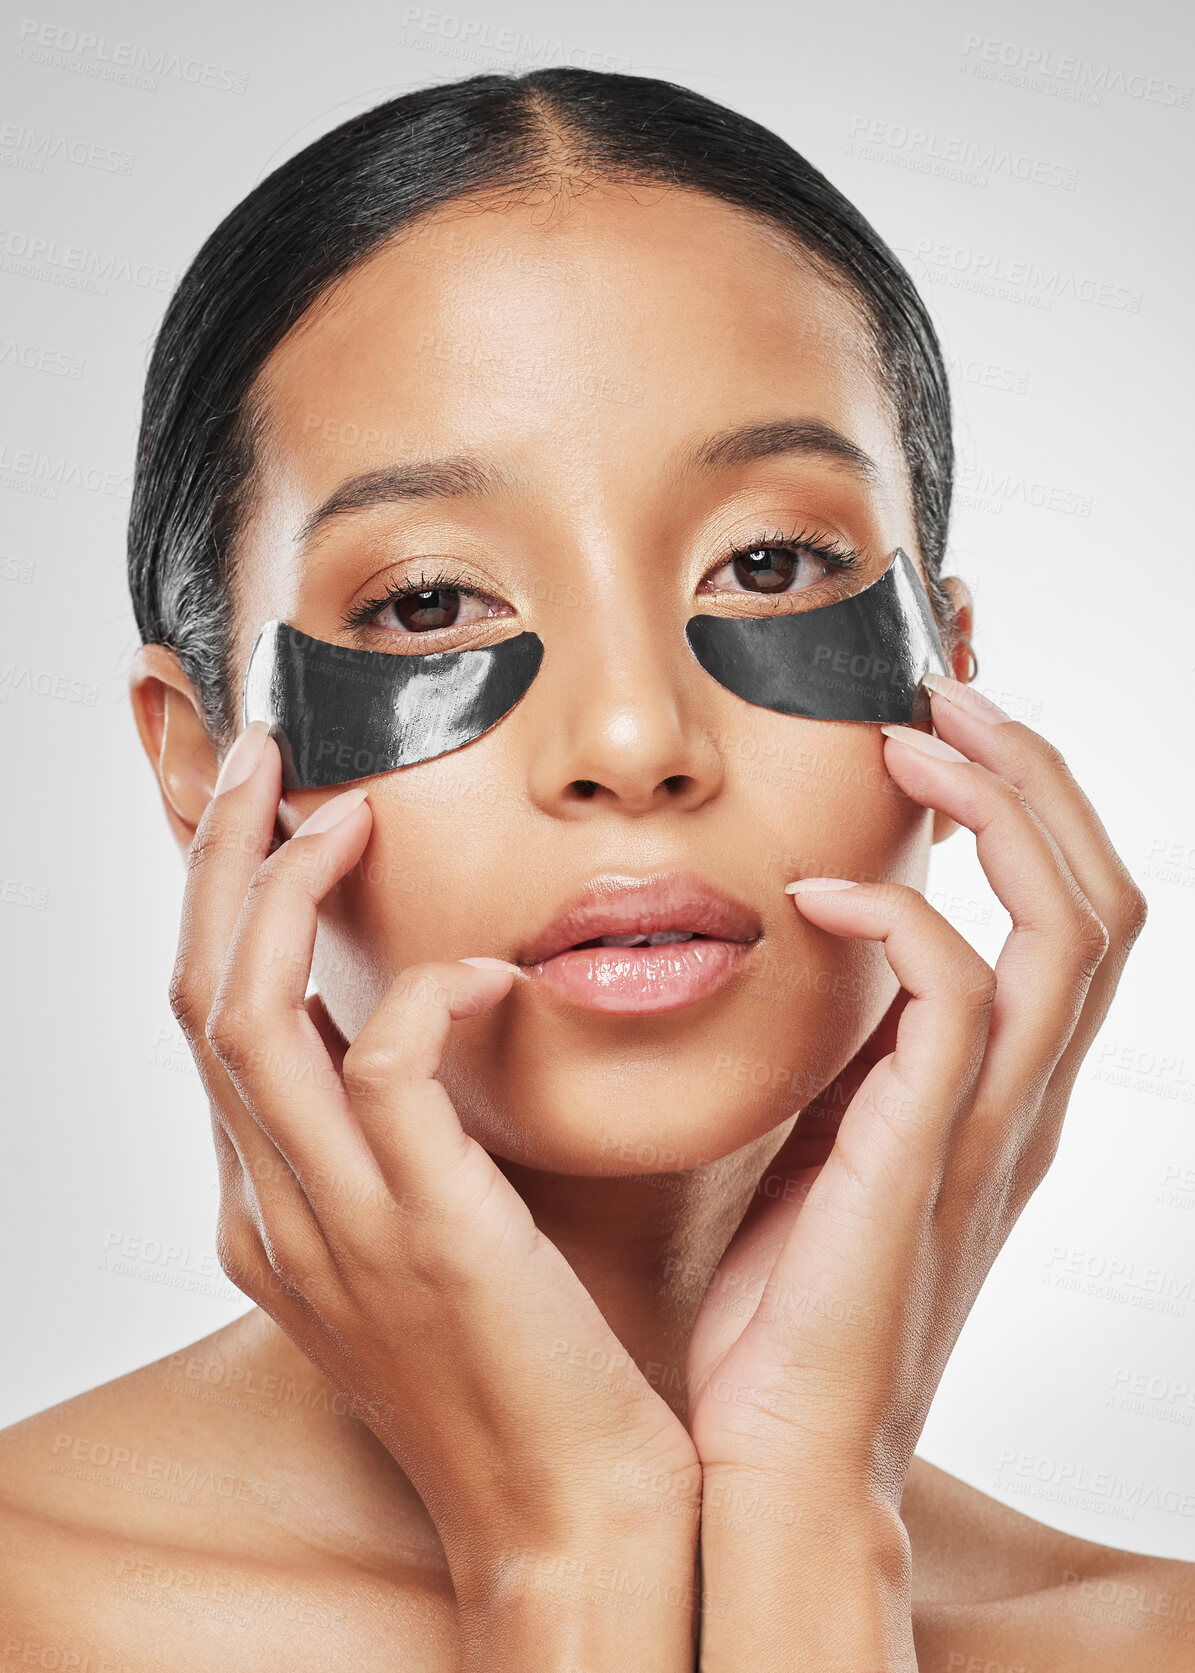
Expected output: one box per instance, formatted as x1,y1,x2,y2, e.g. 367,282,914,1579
518,874,760,1016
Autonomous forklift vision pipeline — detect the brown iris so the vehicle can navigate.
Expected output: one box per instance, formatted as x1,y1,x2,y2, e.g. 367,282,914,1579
395,588,462,631
732,549,797,592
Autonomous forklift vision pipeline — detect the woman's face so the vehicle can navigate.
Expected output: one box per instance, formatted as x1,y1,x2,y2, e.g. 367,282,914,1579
228,181,948,1176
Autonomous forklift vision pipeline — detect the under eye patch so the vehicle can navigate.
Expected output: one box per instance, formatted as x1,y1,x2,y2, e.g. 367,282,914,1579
241,621,544,789
684,547,946,725
242,549,944,789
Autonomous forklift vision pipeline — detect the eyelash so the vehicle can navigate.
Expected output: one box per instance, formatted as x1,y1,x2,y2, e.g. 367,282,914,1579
341,566,483,632
341,525,863,632
705,525,861,588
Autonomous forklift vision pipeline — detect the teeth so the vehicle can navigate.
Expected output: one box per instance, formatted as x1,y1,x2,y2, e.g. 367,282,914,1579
595,931,697,948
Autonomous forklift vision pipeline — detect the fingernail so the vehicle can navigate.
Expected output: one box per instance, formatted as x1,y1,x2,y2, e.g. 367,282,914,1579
922,673,1011,724
213,720,271,796
292,786,370,838
785,877,859,894
459,956,527,978
880,724,970,763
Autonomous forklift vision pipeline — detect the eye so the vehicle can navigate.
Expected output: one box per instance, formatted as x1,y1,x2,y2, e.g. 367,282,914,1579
375,585,491,633
701,528,860,597
344,568,511,637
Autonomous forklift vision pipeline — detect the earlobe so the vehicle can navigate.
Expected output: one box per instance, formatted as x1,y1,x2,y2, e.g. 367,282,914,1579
939,574,976,686
128,644,220,849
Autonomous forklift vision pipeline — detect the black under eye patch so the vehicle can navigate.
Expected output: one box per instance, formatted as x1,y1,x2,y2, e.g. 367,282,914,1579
242,548,945,789
242,622,544,789
684,547,946,725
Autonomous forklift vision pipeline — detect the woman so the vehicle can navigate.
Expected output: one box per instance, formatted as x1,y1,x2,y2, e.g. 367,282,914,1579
1,66,1189,1671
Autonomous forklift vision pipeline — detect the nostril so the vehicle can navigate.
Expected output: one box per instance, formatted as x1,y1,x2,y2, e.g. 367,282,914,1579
662,775,689,794
572,779,599,798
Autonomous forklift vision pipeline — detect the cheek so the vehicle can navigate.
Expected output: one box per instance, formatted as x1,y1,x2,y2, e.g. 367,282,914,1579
310,720,932,1170
309,762,539,1035
741,720,931,890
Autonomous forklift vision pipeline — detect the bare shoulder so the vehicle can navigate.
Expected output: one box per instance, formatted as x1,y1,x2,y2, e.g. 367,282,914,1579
0,1326,456,1671
904,1455,1195,1670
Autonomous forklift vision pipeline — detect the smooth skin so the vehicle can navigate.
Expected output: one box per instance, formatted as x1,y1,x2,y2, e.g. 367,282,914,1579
1,177,1190,1670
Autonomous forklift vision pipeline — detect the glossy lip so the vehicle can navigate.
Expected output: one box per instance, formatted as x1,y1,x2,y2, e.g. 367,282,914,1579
518,873,761,1016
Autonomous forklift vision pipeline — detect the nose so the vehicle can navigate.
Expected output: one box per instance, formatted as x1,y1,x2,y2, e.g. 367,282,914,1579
525,604,725,819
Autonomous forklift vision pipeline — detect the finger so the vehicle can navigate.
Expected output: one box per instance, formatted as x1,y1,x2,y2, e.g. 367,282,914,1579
923,675,1146,950
780,991,912,1171
788,880,994,1174
169,721,282,1065
168,724,336,1246
206,787,383,1210
879,727,1108,1103
340,959,522,1201
757,882,994,1355
921,676,1147,1093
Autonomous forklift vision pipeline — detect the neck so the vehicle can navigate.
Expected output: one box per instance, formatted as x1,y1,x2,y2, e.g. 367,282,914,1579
497,1122,791,1417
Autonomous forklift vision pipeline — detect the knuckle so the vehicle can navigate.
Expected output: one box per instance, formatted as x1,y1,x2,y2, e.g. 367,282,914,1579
342,1037,406,1096
1108,881,1149,947
215,1217,262,1295
183,814,225,876
993,775,1031,818
956,958,998,1010
1068,909,1110,974
204,997,253,1072
167,966,204,1035
1033,736,1068,777
1016,1125,1062,1195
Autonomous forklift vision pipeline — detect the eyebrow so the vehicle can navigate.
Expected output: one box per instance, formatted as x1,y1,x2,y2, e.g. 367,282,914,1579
295,417,880,550
673,418,880,484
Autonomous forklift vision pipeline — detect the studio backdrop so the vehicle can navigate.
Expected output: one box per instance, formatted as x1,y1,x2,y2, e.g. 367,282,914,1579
2,0,1193,1560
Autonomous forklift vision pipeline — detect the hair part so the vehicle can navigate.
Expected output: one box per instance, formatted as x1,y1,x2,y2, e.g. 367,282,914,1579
128,68,955,746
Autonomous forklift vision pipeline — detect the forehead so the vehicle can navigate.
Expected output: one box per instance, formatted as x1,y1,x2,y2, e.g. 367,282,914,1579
231,185,911,656
253,184,897,485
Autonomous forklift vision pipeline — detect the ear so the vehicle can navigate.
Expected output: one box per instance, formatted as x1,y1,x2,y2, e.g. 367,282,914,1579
930,574,976,847
128,643,221,857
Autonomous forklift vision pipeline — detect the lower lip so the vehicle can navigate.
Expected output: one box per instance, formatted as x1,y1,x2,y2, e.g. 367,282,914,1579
527,937,753,1015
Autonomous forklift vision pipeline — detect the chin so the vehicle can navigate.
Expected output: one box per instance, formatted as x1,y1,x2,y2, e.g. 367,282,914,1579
435,954,897,1177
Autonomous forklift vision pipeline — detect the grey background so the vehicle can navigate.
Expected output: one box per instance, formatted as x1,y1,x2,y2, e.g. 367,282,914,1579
2,0,1193,1557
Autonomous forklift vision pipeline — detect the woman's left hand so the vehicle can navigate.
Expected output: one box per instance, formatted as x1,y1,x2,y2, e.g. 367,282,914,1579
687,675,1148,1668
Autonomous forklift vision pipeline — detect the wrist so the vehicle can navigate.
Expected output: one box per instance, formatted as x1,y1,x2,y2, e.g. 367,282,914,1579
454,1526,700,1673
699,1466,914,1673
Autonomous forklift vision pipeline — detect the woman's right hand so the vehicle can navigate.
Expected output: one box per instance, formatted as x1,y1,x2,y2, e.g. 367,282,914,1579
168,721,700,1668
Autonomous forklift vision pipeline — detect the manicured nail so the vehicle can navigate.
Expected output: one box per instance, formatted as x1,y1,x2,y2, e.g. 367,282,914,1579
292,786,370,838
880,724,970,763
785,877,859,894
922,672,1011,724
459,956,527,978
213,720,271,796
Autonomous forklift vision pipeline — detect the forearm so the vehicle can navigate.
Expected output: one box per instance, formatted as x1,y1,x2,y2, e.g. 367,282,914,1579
698,1468,915,1672
453,1524,701,1672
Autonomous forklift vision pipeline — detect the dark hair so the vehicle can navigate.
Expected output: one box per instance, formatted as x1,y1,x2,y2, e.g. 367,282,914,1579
128,67,954,746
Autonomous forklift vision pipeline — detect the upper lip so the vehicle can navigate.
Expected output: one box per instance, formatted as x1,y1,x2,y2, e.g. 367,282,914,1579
518,872,762,967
